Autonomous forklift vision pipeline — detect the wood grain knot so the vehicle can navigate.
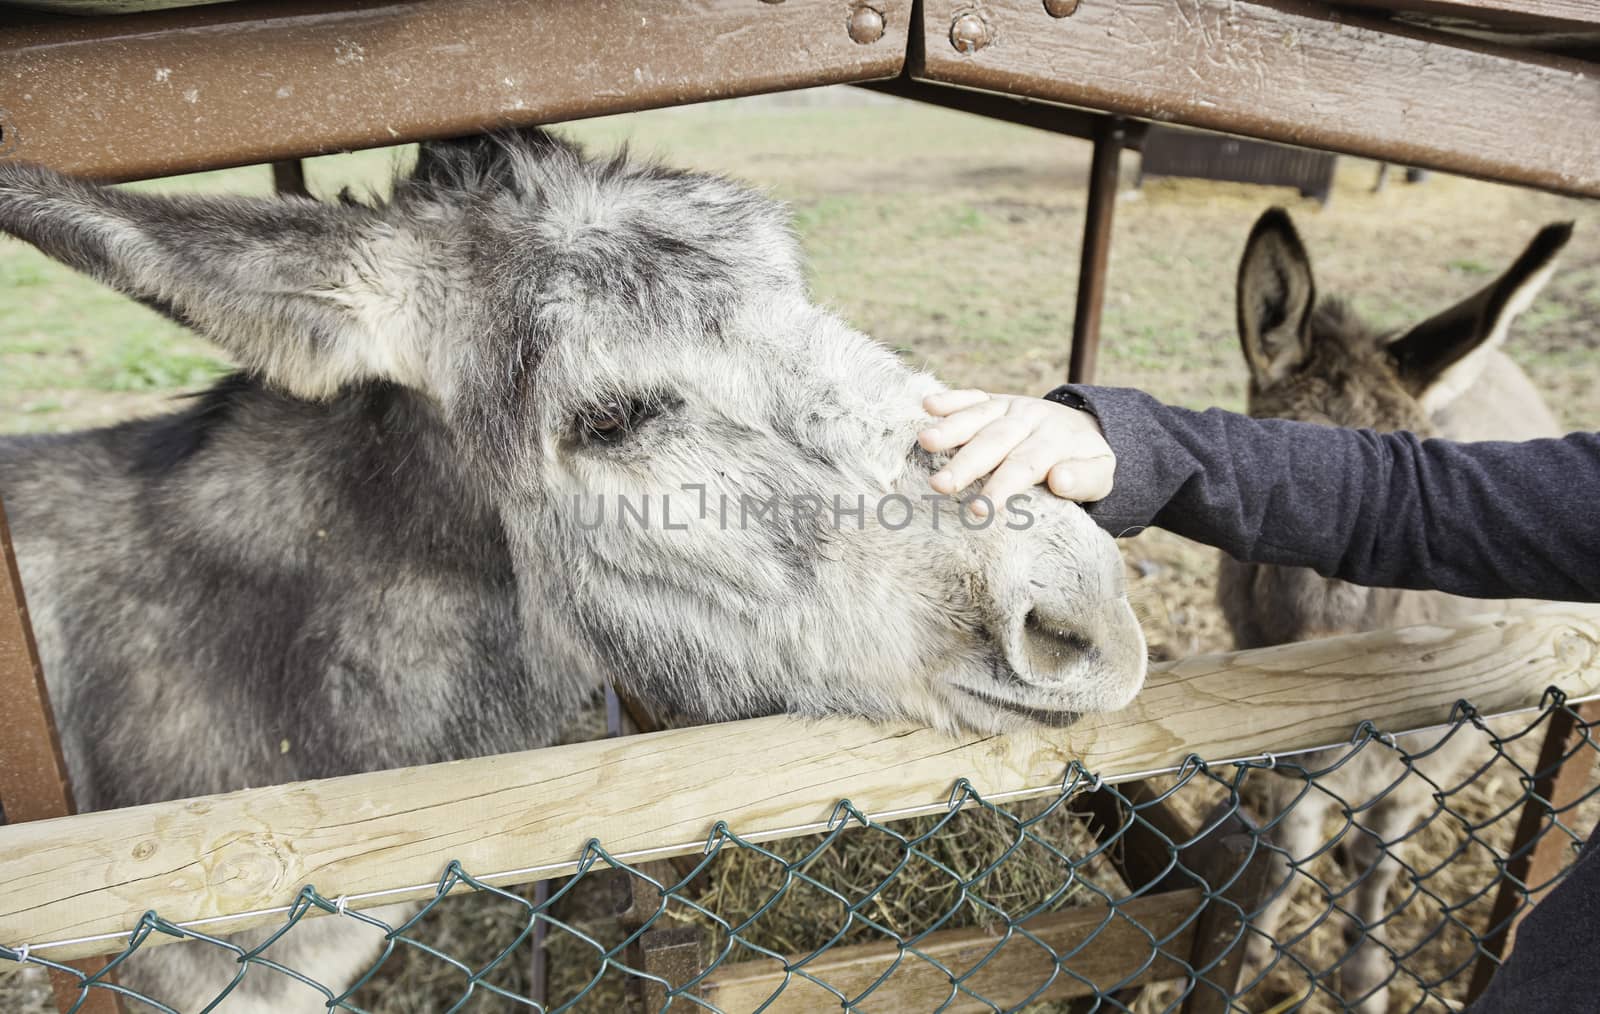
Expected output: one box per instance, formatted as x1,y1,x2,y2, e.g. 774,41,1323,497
1555,630,1597,670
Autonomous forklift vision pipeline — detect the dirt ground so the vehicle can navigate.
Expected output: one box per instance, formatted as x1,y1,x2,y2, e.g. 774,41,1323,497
2,89,1598,1012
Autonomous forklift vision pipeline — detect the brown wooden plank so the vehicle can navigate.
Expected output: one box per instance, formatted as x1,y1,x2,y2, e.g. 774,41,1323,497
1179,804,1273,1014
1466,697,1600,1001
1351,0,1600,32
0,502,71,827
698,888,1202,1011
4,1,239,13
270,159,307,198
0,0,912,182
0,497,122,1012
1070,779,1198,896
1515,699,1600,913
4,604,1599,962
637,924,710,1012
857,78,1149,147
915,0,1600,198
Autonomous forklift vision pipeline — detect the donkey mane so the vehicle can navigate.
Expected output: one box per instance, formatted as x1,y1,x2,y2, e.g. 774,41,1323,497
128,372,259,475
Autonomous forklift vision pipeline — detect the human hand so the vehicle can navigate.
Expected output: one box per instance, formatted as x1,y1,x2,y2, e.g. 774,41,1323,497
918,390,1115,509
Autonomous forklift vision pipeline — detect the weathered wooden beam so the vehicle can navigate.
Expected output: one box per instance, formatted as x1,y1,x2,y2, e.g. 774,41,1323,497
3,604,1599,962
1352,0,1600,32
0,500,72,828
1070,778,1200,897
696,888,1203,1010
270,159,309,198
915,0,1600,198
1179,804,1274,1014
0,498,122,1013
0,0,912,182
857,78,1148,148
636,924,709,1012
1466,696,1600,1000
1513,698,1600,914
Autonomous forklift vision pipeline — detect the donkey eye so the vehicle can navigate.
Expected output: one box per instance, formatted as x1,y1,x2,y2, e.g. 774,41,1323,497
585,403,632,437
574,396,667,444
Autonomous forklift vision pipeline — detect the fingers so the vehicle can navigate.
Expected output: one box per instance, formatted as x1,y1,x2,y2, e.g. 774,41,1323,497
920,390,1117,506
978,433,1062,508
930,416,1031,495
919,396,1008,454
1046,455,1115,503
922,389,989,417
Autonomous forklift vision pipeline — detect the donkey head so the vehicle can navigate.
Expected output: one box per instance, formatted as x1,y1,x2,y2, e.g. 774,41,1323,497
1221,207,1571,646
1235,208,1570,434
0,130,1146,734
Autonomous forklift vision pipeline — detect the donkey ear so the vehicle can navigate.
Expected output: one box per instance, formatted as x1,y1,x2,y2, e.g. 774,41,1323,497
0,162,443,401
1389,222,1572,413
1237,208,1317,386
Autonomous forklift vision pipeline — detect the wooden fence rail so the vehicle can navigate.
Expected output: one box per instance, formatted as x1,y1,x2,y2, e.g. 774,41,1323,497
4,604,1600,963
914,0,1600,198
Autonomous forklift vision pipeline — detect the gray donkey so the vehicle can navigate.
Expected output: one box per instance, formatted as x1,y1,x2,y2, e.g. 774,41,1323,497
0,131,1146,1011
1221,208,1571,1011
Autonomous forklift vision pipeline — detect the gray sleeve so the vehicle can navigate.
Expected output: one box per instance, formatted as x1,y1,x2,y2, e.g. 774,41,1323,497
1047,385,1600,603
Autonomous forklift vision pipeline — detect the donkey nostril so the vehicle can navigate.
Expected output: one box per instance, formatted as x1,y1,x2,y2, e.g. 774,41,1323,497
1023,608,1096,662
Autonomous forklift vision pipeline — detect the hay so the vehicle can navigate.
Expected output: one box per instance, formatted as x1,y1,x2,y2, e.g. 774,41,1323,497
351,793,1130,1011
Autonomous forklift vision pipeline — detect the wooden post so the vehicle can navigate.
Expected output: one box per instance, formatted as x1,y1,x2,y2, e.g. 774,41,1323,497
617,860,703,1013
1510,703,1600,923
1069,777,1200,1008
270,159,309,197
0,497,123,1014
1069,116,1124,384
1467,697,1600,1001
1179,802,1273,1014
635,924,708,1011
1070,778,1198,895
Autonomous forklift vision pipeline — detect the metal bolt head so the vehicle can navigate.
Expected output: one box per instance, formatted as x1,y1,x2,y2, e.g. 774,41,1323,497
950,12,992,54
847,4,885,44
1043,0,1080,16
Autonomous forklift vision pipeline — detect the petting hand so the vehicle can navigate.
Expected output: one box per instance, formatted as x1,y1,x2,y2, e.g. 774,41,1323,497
918,390,1115,508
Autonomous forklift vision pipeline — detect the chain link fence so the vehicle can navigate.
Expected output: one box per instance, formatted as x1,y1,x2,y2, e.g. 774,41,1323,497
4,690,1596,1014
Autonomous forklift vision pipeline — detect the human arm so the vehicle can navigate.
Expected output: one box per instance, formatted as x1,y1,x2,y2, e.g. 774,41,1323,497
1058,385,1600,602
920,386,1600,602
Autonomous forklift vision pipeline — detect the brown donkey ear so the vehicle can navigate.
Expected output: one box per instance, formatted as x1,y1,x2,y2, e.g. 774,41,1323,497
1389,222,1573,411
1237,208,1317,386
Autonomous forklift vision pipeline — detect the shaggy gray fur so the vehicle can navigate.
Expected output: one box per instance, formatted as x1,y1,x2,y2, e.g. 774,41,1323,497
0,131,1145,1010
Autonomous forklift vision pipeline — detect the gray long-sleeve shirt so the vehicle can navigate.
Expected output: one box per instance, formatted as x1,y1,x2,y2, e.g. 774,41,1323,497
1050,385,1600,1012
1054,386,1600,602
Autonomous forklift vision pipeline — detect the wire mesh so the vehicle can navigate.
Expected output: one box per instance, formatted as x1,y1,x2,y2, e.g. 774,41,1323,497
3,689,1596,1014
